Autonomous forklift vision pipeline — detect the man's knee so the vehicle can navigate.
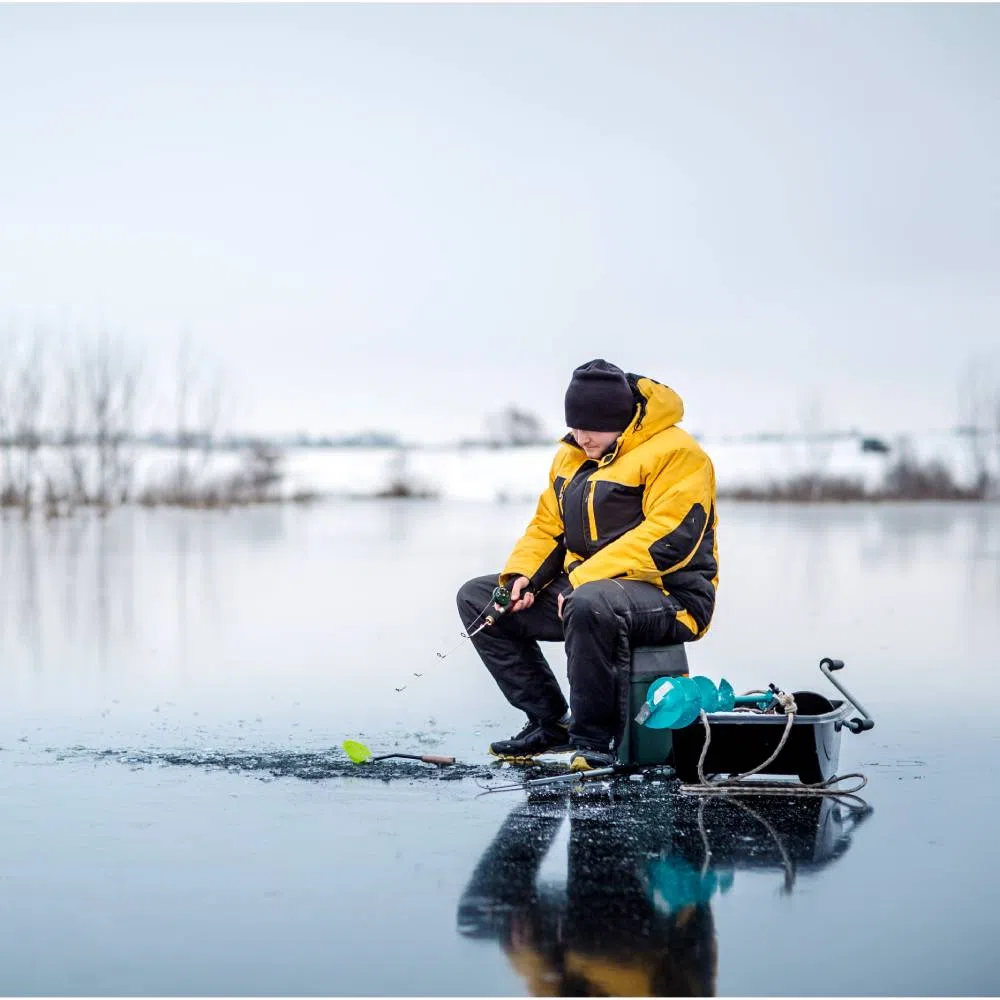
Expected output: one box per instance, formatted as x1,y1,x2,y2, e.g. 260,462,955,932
563,580,622,626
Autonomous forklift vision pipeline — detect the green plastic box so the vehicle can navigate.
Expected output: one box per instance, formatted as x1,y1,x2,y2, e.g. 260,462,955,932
617,644,690,766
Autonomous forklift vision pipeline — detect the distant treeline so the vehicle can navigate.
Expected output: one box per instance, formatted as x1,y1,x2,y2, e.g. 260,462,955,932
720,447,998,503
0,430,403,450
2,323,998,512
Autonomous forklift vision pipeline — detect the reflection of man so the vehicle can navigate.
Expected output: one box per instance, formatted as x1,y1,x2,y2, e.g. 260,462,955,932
457,796,719,997
458,791,871,996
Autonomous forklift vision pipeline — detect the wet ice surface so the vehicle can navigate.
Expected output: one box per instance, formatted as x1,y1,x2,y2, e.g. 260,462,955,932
1,500,999,995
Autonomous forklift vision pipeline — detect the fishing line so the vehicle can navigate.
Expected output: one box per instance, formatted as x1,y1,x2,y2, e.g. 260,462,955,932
436,586,512,659
341,586,513,763
432,595,494,661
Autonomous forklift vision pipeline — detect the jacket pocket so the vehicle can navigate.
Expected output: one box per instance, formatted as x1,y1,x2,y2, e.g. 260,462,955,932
591,481,644,547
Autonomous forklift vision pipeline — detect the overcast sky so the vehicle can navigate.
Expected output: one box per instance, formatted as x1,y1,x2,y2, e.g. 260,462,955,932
1,3,998,441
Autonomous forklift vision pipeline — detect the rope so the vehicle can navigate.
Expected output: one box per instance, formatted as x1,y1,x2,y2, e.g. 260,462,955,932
680,772,869,804
695,690,798,786
695,797,713,877
697,796,797,892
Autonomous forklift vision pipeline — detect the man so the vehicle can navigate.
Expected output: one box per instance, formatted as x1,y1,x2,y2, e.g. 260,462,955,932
457,359,718,771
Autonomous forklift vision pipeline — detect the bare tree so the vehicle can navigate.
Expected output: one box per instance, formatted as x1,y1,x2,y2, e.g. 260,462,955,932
957,359,991,499
798,393,835,502
992,376,1000,500
191,366,226,485
0,326,48,511
58,341,89,507
375,446,437,499
485,405,548,447
241,442,284,503
156,335,229,504
0,324,17,506
174,333,193,497
81,331,142,507
13,330,47,512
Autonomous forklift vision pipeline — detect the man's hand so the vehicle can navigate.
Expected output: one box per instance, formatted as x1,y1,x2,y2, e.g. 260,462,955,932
509,576,535,613
557,592,564,620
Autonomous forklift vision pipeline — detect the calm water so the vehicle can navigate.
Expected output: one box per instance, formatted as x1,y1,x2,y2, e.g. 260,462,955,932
1,500,998,996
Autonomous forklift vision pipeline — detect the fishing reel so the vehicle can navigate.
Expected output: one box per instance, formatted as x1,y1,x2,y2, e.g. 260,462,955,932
470,586,513,635
482,585,512,627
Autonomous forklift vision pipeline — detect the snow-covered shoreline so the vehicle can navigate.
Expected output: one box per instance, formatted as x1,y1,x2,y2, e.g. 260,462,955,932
282,430,999,502
2,429,997,508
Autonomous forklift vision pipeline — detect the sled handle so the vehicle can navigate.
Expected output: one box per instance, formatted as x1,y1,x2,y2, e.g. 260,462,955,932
820,658,875,733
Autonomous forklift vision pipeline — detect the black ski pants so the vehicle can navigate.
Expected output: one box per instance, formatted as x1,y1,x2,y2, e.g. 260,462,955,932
456,573,693,751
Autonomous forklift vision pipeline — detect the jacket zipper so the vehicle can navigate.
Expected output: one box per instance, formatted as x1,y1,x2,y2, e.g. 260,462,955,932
585,480,597,550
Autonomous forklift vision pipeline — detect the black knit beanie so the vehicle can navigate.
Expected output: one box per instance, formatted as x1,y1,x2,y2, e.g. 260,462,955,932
564,359,636,432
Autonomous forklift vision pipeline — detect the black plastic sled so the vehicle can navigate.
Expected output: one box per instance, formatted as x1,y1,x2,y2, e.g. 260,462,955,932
670,657,875,784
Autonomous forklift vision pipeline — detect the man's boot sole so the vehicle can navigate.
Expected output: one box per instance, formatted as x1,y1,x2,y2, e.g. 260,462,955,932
488,743,573,763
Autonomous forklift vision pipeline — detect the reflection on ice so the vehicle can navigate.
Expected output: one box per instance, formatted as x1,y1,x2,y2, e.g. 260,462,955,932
458,787,871,996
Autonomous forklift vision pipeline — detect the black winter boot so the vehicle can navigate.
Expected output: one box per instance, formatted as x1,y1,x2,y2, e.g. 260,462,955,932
569,746,617,772
489,719,572,761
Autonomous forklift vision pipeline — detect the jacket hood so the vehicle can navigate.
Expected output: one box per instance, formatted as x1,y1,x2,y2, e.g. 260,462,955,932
621,374,684,450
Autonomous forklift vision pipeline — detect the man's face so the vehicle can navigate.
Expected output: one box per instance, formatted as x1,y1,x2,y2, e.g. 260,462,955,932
570,428,620,459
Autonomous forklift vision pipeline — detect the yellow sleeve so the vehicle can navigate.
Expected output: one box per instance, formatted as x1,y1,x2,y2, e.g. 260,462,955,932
567,449,714,589
500,456,566,590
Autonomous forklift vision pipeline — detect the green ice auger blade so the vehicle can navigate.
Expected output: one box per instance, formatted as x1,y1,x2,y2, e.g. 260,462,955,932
641,676,702,729
691,675,721,713
717,679,736,711
343,739,372,764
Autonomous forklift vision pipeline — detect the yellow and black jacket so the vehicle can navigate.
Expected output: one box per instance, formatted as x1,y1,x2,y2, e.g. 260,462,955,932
500,374,718,638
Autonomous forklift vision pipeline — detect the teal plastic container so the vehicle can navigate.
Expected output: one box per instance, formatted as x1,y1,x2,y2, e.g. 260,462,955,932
617,644,690,766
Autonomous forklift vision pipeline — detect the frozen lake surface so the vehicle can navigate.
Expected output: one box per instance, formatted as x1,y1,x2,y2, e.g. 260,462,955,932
1,499,998,995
